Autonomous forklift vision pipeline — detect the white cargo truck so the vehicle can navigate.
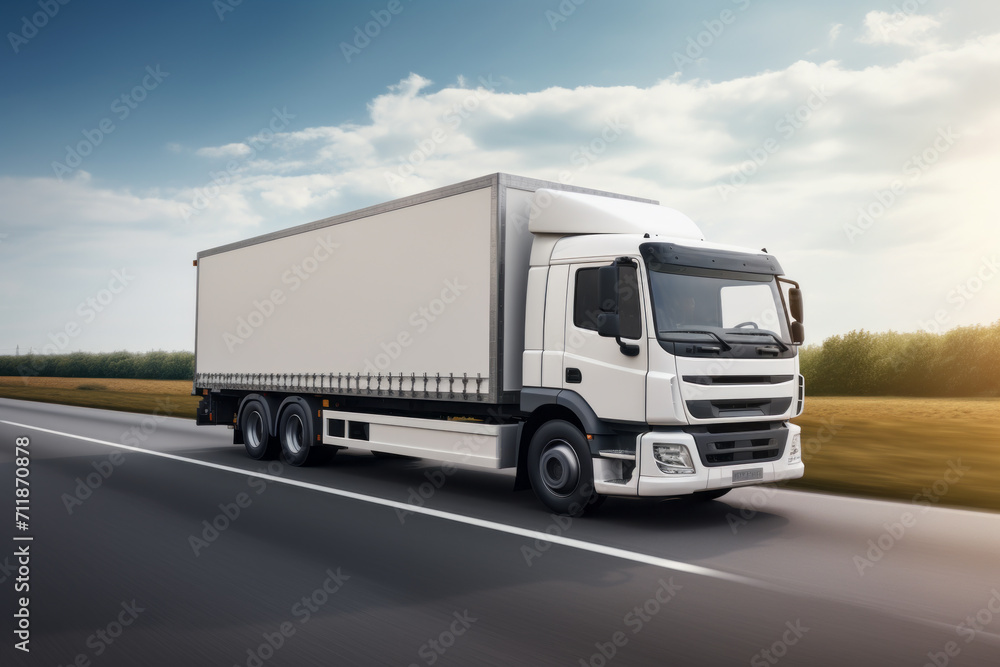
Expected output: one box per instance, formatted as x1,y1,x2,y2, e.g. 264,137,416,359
193,173,806,515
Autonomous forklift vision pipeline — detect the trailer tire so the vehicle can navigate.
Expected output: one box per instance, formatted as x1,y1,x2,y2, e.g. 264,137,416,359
527,420,601,516
278,402,331,466
240,399,279,460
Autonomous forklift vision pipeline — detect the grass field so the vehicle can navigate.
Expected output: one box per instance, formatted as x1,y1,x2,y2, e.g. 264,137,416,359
1,377,997,511
788,396,1000,510
0,376,199,419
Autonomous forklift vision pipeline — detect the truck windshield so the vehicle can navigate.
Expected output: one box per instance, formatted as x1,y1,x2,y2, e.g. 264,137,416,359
645,264,791,344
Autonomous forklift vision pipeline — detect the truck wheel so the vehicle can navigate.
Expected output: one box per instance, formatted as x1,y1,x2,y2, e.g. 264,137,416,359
240,400,278,460
527,420,602,516
278,402,332,466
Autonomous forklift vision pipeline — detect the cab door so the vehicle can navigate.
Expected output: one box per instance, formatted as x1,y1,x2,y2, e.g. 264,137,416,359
562,261,648,423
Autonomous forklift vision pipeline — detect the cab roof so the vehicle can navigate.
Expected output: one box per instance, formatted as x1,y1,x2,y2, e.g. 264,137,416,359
528,188,704,240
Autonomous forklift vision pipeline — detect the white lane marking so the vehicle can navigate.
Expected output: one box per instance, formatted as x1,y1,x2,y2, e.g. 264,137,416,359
2,418,769,589
750,485,1000,520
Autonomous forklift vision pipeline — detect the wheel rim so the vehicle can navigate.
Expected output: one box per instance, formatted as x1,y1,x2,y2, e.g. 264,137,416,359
283,414,304,455
246,411,264,450
539,440,580,495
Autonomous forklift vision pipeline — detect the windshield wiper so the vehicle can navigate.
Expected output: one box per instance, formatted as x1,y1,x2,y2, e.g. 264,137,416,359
658,330,732,351
726,330,790,352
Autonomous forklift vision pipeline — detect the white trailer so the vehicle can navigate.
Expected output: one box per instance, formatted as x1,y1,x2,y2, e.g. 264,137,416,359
194,173,806,514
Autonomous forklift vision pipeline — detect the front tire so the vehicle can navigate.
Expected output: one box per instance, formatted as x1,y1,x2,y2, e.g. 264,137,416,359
527,420,602,516
240,399,278,460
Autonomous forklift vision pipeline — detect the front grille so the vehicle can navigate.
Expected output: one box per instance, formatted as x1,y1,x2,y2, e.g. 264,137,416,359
684,422,786,467
705,421,773,434
683,375,794,385
686,397,792,419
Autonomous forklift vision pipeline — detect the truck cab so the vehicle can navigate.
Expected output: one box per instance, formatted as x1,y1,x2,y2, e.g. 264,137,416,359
518,188,805,512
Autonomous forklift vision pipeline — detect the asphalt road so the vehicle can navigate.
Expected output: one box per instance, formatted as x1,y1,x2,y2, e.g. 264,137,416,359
1,398,998,666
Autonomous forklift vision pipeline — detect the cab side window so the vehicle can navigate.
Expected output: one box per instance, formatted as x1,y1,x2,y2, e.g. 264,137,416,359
573,265,642,339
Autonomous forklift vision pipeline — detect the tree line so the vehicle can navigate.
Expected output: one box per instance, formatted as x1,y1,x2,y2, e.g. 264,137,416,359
0,351,194,381
1,322,998,396
799,321,1000,397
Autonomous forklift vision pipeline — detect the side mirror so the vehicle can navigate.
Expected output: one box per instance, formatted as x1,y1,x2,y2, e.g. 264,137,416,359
598,265,618,315
791,321,805,345
596,265,619,339
789,287,803,323
596,312,621,338
595,262,639,357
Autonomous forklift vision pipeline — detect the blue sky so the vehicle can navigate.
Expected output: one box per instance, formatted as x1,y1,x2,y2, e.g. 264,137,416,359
1,0,999,353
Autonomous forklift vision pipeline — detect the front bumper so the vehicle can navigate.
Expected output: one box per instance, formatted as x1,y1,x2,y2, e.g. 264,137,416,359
594,422,804,497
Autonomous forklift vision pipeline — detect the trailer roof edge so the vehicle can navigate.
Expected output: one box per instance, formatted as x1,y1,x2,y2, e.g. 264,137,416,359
196,173,657,259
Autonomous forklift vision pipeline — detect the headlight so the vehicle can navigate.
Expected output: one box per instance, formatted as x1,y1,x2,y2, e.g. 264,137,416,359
652,443,695,475
787,433,801,465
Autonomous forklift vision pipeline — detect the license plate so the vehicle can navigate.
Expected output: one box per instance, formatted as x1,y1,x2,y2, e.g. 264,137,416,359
732,468,763,483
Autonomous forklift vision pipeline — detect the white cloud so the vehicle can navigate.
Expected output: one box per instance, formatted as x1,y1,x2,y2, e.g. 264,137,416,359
858,10,942,50
195,142,253,159
5,28,1000,350
0,177,205,353
255,173,341,210
0,173,176,229
829,23,843,45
